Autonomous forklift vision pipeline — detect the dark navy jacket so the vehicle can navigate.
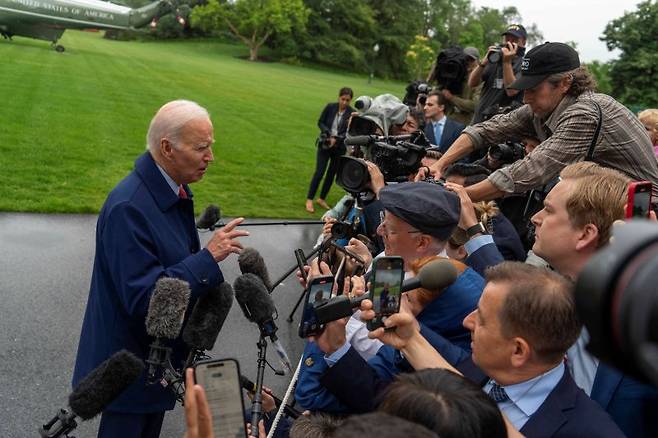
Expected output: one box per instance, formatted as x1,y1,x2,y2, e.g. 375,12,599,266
72,152,223,413
295,267,484,412
317,103,353,139
423,117,465,154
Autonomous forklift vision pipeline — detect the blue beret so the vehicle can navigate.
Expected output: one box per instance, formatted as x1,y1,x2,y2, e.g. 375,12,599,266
379,182,461,241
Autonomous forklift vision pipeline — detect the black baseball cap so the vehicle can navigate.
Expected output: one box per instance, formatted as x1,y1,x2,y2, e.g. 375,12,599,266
502,24,527,39
509,42,581,90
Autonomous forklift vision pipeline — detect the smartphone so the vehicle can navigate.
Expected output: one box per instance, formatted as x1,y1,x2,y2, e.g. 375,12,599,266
367,256,405,331
194,358,247,438
626,181,653,218
298,275,334,338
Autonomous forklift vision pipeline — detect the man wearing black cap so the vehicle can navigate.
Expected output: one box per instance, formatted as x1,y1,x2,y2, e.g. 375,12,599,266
469,24,527,124
430,42,658,202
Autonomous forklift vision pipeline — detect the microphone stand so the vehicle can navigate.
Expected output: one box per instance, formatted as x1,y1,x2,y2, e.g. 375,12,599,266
39,409,77,438
250,336,268,438
204,220,325,231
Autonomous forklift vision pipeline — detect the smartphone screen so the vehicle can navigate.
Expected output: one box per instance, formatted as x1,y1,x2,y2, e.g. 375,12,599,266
627,182,653,218
367,256,404,331
194,359,246,438
298,275,334,338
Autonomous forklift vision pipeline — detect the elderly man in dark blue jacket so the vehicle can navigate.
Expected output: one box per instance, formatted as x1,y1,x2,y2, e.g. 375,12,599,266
72,100,249,438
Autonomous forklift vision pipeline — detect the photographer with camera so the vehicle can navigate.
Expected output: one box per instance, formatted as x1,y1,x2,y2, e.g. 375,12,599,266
427,42,658,203
306,87,355,213
469,24,526,125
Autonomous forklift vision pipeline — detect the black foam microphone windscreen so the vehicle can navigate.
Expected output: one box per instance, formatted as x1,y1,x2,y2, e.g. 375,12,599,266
196,204,221,229
145,277,191,339
233,273,275,325
68,350,144,420
238,247,272,291
400,259,459,293
182,281,233,351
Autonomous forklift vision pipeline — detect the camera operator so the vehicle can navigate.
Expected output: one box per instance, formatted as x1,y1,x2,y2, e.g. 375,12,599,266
423,91,465,154
306,87,355,213
528,161,658,437
469,24,526,125
428,42,658,203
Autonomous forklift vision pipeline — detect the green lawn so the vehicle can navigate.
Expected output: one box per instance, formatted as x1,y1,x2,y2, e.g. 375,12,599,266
0,30,404,218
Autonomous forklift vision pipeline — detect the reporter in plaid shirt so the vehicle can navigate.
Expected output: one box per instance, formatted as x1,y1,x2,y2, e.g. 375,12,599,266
429,42,658,202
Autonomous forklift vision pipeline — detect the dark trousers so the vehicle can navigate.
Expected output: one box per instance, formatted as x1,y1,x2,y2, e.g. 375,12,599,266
98,411,165,438
307,145,344,200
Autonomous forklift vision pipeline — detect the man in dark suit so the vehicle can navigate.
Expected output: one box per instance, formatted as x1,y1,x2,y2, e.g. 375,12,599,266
306,87,354,213
72,100,249,438
531,161,658,437
347,262,625,437
423,91,465,154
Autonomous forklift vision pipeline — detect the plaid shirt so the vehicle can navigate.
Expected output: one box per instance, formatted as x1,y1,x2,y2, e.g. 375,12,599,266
463,91,658,196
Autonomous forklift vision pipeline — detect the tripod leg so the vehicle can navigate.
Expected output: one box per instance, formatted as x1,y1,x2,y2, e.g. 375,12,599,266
286,288,307,322
270,245,320,293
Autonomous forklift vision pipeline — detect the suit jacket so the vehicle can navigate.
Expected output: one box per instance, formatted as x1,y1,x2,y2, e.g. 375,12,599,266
423,117,465,154
72,152,223,413
318,102,354,141
456,356,626,437
590,363,658,437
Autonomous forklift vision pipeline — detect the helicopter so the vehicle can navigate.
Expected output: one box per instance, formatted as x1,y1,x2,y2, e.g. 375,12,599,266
0,0,182,52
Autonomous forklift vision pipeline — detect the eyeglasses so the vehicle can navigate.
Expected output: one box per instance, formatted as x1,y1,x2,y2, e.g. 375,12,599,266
379,211,423,237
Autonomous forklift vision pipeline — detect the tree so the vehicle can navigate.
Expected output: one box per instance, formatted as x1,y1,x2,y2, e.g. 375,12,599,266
191,0,310,61
587,61,613,96
601,0,658,107
406,35,438,80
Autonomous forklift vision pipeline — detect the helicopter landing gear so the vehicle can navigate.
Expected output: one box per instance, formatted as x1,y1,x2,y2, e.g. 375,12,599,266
52,42,65,52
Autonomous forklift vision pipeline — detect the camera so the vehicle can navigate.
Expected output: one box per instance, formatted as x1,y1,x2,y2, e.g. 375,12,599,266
316,132,333,150
336,134,428,193
403,81,432,107
575,221,658,387
487,44,505,64
354,95,373,112
488,141,525,166
431,46,469,95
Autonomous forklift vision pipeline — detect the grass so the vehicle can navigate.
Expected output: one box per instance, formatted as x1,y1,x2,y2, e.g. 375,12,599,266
0,30,405,218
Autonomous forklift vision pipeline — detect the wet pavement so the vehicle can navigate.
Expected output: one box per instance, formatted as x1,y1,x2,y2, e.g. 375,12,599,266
0,212,320,438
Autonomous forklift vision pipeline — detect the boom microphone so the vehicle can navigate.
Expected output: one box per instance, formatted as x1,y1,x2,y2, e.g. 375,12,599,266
196,204,221,230
234,273,292,373
39,350,143,437
313,259,459,325
238,247,272,291
145,277,191,384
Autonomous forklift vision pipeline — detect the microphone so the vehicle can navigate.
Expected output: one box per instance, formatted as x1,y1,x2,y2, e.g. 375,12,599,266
234,273,292,374
238,247,273,292
313,259,459,325
39,350,143,437
240,375,302,419
196,204,221,230
345,135,375,146
182,281,234,367
145,277,191,385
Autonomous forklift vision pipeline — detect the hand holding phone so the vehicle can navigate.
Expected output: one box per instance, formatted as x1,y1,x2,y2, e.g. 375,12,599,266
194,359,247,438
367,256,405,331
299,275,334,338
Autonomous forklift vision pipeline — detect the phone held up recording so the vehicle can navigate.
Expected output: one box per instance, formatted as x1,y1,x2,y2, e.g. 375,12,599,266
299,275,334,338
194,358,247,438
626,181,653,219
367,256,405,331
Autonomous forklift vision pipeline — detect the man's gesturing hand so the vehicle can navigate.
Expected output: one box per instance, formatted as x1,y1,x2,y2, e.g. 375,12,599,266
206,217,250,262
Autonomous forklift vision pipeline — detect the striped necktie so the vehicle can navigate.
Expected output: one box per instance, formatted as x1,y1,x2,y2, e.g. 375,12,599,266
488,382,510,403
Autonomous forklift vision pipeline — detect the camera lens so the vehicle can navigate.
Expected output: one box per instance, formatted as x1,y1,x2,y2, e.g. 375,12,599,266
336,156,371,193
487,50,501,64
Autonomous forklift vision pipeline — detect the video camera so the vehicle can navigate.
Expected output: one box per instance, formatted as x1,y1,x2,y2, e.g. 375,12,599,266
336,133,428,193
429,46,470,95
487,44,505,64
488,141,525,167
316,131,333,150
575,220,658,387
403,81,432,107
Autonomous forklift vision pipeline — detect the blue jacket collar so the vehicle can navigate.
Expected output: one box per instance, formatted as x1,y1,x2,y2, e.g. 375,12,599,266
134,152,193,212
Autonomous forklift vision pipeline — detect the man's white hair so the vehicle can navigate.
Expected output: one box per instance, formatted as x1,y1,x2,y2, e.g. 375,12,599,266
146,100,210,152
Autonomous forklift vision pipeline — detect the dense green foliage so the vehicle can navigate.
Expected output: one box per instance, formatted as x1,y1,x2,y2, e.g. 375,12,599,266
0,31,404,217
601,0,658,108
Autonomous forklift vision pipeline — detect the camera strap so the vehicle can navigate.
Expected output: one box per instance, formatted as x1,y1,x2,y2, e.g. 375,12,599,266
585,101,603,161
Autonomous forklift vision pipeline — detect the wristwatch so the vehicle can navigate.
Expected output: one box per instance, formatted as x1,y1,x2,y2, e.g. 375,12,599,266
466,222,488,238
